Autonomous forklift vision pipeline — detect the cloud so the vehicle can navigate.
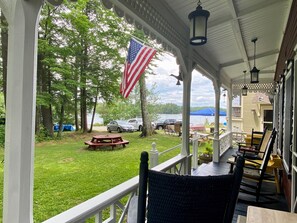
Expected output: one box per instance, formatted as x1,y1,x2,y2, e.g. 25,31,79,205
147,54,226,108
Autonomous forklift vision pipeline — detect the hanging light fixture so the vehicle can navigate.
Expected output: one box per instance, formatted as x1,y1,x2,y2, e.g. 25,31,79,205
170,73,183,85
250,38,260,83
188,0,210,46
242,71,248,96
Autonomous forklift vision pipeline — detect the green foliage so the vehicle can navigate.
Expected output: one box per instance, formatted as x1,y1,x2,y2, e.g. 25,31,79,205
0,125,5,148
0,93,5,118
205,146,213,154
97,83,160,124
35,125,53,143
154,103,182,114
37,1,133,132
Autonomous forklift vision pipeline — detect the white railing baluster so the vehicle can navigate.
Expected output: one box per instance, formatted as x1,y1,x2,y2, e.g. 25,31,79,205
95,212,101,223
118,192,135,223
150,142,159,168
218,131,232,156
192,132,198,170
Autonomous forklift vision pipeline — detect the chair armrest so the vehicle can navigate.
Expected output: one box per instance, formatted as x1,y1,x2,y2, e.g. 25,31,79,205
243,165,261,171
237,142,249,147
245,159,261,167
239,147,257,153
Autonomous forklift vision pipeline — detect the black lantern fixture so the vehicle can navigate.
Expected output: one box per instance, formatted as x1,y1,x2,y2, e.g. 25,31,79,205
250,38,260,83
188,0,210,46
242,70,248,96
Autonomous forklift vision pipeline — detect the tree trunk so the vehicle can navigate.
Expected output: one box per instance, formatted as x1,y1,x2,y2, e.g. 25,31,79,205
1,11,8,106
80,40,88,133
74,84,79,131
88,86,99,133
38,53,54,137
57,101,65,138
139,75,153,137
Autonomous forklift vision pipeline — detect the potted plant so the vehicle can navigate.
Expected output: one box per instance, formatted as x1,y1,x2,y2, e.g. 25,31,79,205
198,146,213,164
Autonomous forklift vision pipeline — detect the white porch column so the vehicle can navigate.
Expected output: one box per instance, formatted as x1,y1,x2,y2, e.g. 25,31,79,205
213,79,221,163
178,50,193,174
181,68,192,157
227,88,232,133
2,1,42,223
226,87,233,147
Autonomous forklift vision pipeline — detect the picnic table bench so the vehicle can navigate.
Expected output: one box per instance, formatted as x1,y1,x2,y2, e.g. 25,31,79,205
85,134,129,149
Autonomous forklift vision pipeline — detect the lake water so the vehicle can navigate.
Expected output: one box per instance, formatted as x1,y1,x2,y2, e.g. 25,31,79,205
157,114,226,125
88,113,226,126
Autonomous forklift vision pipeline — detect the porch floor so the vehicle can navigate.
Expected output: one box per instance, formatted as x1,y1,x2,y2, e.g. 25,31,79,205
192,147,289,223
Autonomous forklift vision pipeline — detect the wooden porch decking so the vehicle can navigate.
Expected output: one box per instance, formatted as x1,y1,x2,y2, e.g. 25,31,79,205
193,147,288,223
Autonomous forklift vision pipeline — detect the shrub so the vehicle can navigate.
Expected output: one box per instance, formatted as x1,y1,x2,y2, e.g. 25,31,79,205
0,125,4,147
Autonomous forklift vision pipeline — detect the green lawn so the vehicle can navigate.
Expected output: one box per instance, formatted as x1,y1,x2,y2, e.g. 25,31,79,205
0,131,192,222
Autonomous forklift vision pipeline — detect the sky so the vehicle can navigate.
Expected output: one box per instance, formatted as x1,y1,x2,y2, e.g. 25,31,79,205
146,54,227,108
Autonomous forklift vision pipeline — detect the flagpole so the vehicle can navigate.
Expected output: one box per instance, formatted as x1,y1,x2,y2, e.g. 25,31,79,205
128,34,173,57
129,34,152,47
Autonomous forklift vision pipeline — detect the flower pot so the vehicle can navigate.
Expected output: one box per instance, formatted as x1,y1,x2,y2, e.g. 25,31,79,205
198,153,213,165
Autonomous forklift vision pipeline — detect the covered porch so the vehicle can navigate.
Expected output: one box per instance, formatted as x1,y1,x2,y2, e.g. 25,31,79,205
1,0,297,222
41,144,289,222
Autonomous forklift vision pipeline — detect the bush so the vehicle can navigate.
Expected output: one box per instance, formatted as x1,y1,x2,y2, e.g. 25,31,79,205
0,125,4,148
35,125,52,142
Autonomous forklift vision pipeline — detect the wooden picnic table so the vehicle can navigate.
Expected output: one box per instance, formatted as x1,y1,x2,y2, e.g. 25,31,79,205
84,134,129,149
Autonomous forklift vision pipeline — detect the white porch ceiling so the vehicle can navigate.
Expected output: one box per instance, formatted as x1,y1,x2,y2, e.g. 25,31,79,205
163,0,291,84
103,0,292,90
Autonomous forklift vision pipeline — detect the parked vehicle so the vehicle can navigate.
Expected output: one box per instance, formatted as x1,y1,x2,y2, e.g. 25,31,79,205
155,119,165,130
155,119,177,130
107,120,136,133
127,118,143,131
128,118,156,131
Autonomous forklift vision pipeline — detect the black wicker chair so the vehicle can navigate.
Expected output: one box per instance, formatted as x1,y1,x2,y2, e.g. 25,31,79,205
137,152,244,223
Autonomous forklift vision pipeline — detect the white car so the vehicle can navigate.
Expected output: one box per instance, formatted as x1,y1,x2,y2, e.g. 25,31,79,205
127,118,143,131
127,118,156,131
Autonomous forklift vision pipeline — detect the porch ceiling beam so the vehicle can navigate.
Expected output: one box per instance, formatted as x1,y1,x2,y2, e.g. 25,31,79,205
227,0,250,72
220,49,279,68
209,0,282,29
232,77,275,85
232,70,275,81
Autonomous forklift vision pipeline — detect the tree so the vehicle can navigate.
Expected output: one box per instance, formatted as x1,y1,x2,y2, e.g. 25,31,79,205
1,10,8,106
36,0,131,136
139,75,153,137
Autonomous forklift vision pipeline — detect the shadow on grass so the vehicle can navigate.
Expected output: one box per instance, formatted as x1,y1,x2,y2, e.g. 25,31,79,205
83,145,128,152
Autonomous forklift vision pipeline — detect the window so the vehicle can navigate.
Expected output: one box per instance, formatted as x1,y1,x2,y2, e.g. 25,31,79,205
282,60,294,173
232,107,241,118
263,110,273,130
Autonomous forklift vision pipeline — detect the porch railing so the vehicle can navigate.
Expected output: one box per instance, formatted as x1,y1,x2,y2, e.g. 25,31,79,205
232,131,247,145
42,132,234,223
219,131,232,155
42,152,189,223
213,130,233,162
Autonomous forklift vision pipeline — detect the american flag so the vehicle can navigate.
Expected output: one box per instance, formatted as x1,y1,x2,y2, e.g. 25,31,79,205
120,38,156,98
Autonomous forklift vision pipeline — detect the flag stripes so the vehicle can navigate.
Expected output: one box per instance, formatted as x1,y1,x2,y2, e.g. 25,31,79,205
120,38,156,98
